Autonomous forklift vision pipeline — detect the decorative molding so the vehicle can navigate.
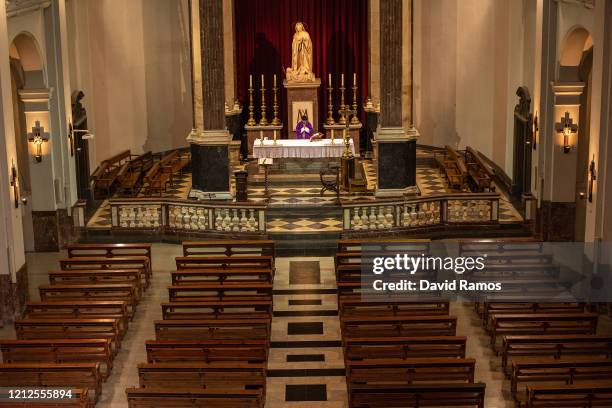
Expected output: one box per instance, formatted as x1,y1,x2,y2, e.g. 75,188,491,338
186,128,231,145
554,0,594,10
5,0,50,17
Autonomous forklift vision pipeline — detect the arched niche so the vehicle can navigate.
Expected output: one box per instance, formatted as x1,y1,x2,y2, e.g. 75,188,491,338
9,31,46,89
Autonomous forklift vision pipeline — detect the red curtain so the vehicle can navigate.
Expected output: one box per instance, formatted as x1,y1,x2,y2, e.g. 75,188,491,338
234,0,369,137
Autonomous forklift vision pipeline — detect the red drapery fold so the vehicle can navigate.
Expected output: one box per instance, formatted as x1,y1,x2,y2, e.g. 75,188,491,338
234,0,369,137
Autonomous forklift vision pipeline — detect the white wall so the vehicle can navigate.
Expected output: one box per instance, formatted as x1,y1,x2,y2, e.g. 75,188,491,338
66,0,193,168
414,0,538,176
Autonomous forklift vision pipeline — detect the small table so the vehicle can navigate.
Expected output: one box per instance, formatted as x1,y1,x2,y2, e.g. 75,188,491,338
252,138,355,159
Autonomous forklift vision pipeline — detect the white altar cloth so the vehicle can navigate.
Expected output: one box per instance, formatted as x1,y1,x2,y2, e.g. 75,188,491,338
252,138,354,159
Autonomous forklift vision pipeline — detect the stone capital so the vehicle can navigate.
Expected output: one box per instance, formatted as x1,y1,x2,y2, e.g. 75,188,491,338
187,128,231,145
376,126,420,142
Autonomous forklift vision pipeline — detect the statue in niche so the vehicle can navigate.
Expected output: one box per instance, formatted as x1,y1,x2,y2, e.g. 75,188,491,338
285,22,315,83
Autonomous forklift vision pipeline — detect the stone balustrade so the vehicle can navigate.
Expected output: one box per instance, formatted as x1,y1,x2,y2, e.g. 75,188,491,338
342,193,499,232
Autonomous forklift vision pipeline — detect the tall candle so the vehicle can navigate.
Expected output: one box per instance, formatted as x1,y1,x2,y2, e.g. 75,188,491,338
331,129,335,139
273,74,277,87
261,74,264,88
328,73,332,85
353,73,357,86
341,74,344,87
249,74,253,88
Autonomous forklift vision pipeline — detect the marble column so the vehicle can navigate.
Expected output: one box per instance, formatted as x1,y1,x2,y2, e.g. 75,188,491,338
188,0,232,200
375,0,419,197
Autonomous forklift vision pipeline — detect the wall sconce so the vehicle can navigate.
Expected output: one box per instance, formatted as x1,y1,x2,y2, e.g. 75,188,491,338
27,120,50,162
9,160,19,209
555,112,577,154
588,155,596,203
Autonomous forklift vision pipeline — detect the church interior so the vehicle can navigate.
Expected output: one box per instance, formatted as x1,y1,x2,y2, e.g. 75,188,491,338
1,0,612,407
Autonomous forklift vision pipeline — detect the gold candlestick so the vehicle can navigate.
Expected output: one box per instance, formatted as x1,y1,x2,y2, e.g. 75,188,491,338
273,129,278,145
340,104,355,159
351,73,360,125
271,74,280,126
326,74,335,125
338,74,346,125
330,128,335,144
259,130,264,145
247,75,256,126
259,75,268,126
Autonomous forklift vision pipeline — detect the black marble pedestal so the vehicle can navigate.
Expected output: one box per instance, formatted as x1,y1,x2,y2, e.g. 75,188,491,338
191,144,229,194
377,139,416,190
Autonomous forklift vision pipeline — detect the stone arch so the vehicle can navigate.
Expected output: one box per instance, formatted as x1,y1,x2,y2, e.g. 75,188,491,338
9,31,46,89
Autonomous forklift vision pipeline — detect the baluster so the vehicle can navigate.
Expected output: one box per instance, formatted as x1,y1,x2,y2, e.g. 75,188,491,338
248,209,257,231
377,206,385,229
352,208,361,230
361,207,369,230
240,209,248,232
369,207,377,229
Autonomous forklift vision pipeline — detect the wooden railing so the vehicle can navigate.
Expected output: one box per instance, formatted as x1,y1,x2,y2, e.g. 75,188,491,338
340,193,499,232
107,199,267,234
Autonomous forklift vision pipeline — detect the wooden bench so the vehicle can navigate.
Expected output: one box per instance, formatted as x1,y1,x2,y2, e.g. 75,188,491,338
501,334,612,370
175,256,273,271
337,281,440,298
59,256,151,289
525,384,612,407
337,238,431,254
161,301,273,320
145,340,268,364
25,300,130,330
154,319,270,341
489,313,599,347
465,147,494,192
142,162,173,196
39,284,138,318
339,298,450,318
66,243,152,267
344,336,467,361
458,238,544,257
347,358,476,391
341,315,457,339
0,339,113,379
91,149,132,198
137,362,266,392
160,149,190,177
483,302,585,327
349,383,486,408
125,388,262,408
167,283,273,302
117,151,154,196
171,269,273,285
182,240,275,258
0,389,92,407
14,318,122,352
0,363,102,403
48,270,143,300
511,358,612,395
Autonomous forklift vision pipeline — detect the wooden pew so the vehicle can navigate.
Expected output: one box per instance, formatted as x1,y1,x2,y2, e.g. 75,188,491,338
137,362,266,392
91,149,132,198
524,384,612,407
0,339,113,379
171,269,273,285
182,240,275,258
344,336,467,361
59,256,150,289
14,319,122,352
489,313,599,347
336,238,431,254
458,238,544,257
66,243,152,267
347,358,476,392
175,256,273,271
465,147,494,192
125,388,262,408
0,363,102,403
117,151,154,196
145,340,268,364
501,334,612,370
48,270,143,300
39,284,138,318
341,315,457,339
511,359,612,395
161,301,272,320
483,302,586,328
349,383,486,408
159,149,190,177
25,301,130,331
155,319,270,341
167,283,273,302
339,298,450,318
142,162,173,197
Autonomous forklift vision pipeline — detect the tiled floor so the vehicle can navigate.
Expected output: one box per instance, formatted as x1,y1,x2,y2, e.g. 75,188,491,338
2,245,612,407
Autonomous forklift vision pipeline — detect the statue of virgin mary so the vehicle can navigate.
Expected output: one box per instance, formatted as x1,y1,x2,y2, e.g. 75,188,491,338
285,22,315,82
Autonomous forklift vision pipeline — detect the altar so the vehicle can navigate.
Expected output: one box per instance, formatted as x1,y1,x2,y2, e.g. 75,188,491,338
252,138,354,159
